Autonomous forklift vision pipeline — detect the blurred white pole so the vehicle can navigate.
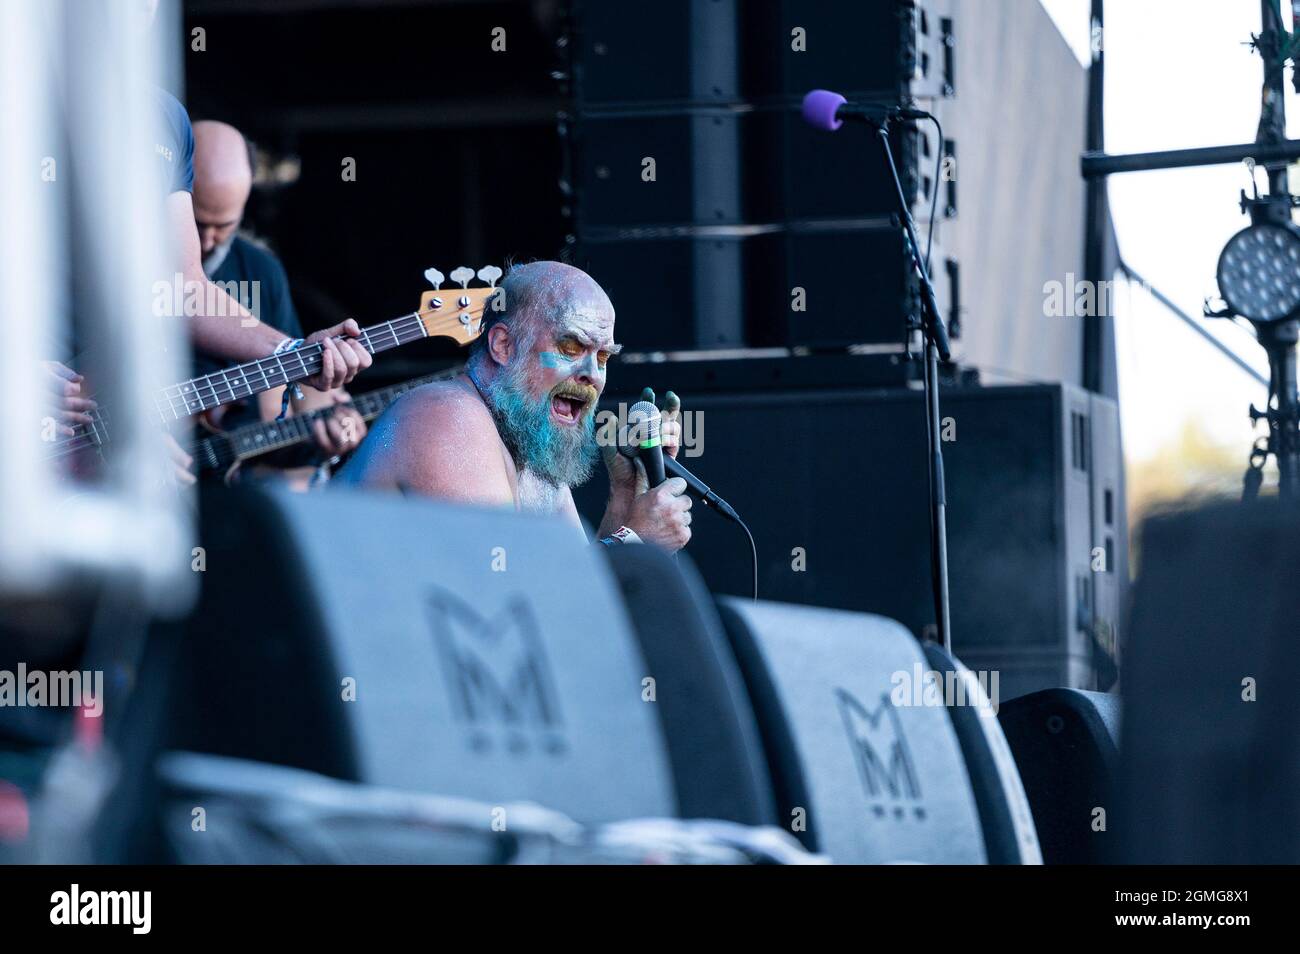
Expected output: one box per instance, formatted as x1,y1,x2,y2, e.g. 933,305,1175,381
0,0,65,594
0,0,194,615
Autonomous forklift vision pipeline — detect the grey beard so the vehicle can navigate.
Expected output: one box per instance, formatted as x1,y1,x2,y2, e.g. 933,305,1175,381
202,236,235,276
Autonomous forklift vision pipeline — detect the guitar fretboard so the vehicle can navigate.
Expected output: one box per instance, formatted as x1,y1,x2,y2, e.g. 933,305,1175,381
156,312,428,421
49,311,430,460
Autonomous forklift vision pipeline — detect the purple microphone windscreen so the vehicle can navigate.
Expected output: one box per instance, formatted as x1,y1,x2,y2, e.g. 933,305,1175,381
802,89,847,131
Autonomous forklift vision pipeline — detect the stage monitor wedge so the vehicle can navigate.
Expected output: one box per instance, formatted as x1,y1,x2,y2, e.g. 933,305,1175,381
119,487,681,842
717,597,989,863
1119,500,1300,864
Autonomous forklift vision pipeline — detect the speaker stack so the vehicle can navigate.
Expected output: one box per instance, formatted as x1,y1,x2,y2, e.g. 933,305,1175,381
560,0,958,354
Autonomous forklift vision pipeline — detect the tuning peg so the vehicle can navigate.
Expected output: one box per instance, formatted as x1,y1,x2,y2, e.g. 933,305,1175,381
477,265,503,288
423,267,444,289
449,266,474,288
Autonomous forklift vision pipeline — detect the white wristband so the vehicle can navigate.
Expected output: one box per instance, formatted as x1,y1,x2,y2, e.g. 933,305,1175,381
605,526,643,546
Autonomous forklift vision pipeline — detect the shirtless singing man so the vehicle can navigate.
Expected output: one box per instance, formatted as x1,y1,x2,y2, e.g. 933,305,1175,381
336,261,691,551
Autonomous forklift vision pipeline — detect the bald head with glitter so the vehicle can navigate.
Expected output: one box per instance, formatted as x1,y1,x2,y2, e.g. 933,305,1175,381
466,262,620,487
471,261,616,362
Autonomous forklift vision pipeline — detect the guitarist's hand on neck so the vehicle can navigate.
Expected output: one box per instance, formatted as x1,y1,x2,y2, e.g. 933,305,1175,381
167,193,372,392
41,360,98,437
307,390,368,458
301,319,373,391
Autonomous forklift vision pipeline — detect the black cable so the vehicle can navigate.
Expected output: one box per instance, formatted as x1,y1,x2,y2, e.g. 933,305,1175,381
923,114,944,272
735,514,758,602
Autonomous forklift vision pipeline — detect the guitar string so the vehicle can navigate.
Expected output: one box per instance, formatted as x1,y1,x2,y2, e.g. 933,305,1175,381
45,306,453,457
51,291,486,457
156,311,424,416
45,318,423,459
71,317,399,432
204,367,461,465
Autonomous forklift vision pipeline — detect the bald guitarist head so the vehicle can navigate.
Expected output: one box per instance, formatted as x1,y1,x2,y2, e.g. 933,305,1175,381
337,261,692,552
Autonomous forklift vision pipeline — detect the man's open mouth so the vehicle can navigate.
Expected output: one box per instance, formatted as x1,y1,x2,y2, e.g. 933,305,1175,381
550,392,590,425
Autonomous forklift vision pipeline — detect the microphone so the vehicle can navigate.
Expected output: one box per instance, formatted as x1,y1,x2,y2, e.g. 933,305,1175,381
627,400,666,487
801,89,930,132
616,400,754,600
616,439,741,524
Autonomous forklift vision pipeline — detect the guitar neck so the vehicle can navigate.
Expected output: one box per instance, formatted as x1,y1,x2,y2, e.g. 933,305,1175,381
46,271,495,464
49,313,429,462
196,368,459,471
158,313,428,422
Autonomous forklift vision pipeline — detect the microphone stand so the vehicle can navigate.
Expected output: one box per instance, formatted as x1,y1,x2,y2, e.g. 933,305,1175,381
868,117,955,653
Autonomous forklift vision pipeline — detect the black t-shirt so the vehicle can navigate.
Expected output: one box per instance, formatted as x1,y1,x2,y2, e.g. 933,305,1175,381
195,235,305,428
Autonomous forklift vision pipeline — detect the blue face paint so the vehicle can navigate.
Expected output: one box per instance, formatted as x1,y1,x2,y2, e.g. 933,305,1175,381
540,349,605,379
538,351,577,371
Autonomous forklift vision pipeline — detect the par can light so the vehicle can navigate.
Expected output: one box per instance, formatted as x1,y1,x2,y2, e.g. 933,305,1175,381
1216,221,1300,323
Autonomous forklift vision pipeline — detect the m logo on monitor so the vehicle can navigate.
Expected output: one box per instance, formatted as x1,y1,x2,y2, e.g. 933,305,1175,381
427,586,565,755
835,688,925,819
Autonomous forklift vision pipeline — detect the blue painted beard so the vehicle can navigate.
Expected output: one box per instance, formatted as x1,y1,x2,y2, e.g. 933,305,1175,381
483,357,598,489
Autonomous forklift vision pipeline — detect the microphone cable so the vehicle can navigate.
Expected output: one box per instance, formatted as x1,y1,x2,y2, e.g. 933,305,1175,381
922,113,944,273
736,513,759,602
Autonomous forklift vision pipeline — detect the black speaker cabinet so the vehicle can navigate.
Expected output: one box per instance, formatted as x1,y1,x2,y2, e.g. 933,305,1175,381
573,226,927,352
575,380,1125,698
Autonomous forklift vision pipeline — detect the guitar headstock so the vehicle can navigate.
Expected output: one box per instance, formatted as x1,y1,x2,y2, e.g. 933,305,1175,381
416,265,503,346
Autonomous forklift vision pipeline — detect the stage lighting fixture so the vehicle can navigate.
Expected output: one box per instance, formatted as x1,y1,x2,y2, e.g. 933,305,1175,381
1216,221,1300,323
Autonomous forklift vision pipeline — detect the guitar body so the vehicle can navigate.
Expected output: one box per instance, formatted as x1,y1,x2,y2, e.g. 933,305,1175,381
190,368,461,484
191,410,243,485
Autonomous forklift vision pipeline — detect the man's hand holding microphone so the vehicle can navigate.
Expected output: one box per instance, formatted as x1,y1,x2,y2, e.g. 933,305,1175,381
597,388,692,553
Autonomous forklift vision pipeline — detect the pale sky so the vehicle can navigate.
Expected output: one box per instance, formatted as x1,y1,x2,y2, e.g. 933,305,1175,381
1040,0,1298,460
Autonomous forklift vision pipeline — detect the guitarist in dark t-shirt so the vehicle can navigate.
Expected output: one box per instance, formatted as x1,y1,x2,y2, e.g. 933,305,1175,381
191,120,367,487
152,93,373,396
44,82,373,475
